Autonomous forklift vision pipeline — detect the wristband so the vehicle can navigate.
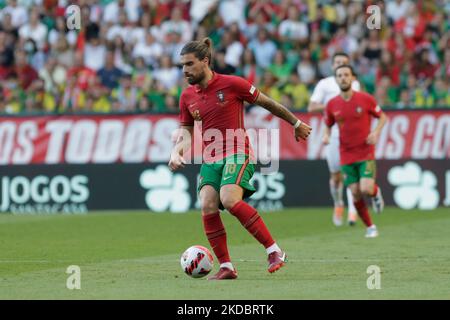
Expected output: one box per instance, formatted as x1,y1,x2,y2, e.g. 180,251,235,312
294,119,302,129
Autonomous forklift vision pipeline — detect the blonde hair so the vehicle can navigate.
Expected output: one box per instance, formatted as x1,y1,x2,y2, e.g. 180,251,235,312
180,37,213,65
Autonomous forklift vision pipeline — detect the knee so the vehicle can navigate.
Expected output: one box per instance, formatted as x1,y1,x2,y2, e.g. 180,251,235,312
220,193,240,211
360,185,372,196
201,198,219,214
351,190,363,201
330,173,342,186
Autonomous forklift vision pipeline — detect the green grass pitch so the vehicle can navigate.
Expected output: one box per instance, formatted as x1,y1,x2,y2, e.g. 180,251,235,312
0,207,449,299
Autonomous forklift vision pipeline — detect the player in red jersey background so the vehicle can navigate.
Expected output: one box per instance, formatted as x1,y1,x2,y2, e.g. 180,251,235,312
323,65,387,238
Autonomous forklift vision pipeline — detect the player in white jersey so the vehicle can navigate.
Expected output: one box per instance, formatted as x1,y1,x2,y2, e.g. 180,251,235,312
308,52,359,226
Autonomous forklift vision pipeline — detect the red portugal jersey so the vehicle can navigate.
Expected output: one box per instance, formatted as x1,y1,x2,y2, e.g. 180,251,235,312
179,72,260,162
324,91,382,165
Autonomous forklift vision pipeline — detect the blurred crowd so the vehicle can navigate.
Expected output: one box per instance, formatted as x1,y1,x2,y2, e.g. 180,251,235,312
0,0,449,114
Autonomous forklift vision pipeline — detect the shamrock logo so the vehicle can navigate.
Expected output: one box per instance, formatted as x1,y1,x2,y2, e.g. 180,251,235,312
387,161,439,210
140,166,191,213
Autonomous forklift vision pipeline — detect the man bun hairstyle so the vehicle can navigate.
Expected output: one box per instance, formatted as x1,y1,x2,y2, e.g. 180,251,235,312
180,37,213,65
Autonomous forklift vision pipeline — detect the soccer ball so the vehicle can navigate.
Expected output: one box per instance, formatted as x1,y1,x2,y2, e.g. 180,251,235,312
180,245,214,278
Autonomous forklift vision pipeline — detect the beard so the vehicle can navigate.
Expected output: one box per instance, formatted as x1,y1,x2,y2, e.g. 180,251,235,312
339,83,351,91
186,71,205,85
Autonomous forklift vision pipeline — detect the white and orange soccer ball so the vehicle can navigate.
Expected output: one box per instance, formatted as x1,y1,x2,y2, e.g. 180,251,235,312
180,245,214,278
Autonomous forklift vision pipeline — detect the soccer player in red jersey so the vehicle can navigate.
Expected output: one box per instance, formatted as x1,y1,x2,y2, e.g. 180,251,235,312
169,38,312,280
323,65,387,238
308,52,360,227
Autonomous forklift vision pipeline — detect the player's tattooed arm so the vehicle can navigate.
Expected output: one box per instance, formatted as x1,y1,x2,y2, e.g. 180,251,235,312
255,92,312,141
169,125,193,171
256,92,298,125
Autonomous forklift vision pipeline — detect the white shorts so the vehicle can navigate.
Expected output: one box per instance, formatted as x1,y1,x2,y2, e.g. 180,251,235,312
325,135,341,173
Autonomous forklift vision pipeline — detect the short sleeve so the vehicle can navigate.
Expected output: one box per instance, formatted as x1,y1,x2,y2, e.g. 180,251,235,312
324,102,335,127
179,93,194,126
231,76,260,104
310,79,325,103
367,94,382,118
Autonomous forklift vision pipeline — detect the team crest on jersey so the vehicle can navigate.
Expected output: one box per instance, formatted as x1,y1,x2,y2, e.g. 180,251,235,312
356,106,363,114
191,109,202,121
216,90,227,106
217,91,225,102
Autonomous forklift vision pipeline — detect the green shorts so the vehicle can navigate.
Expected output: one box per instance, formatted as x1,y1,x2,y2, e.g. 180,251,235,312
197,154,256,200
341,160,376,186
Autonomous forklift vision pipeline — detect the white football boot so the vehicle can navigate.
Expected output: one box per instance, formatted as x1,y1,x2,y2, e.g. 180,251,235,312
365,225,379,238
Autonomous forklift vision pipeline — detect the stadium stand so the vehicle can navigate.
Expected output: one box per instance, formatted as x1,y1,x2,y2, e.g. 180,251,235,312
0,0,448,114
